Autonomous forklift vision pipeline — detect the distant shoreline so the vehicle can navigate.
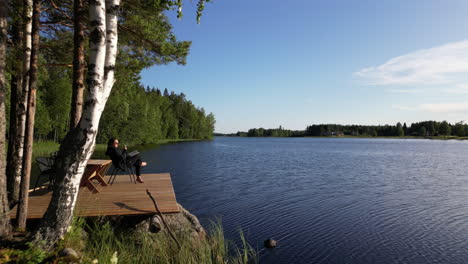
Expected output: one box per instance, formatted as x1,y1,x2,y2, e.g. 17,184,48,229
215,135,468,140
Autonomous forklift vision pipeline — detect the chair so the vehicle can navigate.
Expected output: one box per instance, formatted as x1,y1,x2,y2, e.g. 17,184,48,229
33,154,56,191
107,157,137,185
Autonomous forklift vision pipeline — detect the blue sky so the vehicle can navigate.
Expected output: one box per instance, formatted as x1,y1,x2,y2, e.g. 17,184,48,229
141,0,468,133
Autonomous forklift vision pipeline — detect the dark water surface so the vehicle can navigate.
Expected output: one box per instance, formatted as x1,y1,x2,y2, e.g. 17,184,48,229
142,137,468,264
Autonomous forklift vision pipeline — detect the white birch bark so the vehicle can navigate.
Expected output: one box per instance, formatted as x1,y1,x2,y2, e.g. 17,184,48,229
102,0,119,106
11,0,32,207
17,0,40,229
33,0,120,249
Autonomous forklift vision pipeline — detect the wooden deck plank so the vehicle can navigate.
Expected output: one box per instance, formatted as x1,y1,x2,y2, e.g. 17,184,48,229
10,173,179,219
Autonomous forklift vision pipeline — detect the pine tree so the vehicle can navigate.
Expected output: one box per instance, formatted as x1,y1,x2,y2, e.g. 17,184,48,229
0,0,12,239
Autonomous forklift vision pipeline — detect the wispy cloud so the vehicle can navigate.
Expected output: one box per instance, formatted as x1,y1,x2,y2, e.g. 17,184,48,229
393,102,468,113
354,40,468,86
419,103,468,113
392,105,415,111
445,84,468,94
387,89,423,94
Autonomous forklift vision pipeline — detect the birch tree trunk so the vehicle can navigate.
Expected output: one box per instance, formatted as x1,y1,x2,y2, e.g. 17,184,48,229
7,0,32,212
6,1,23,206
70,0,86,130
0,0,12,239
33,0,120,249
16,0,40,229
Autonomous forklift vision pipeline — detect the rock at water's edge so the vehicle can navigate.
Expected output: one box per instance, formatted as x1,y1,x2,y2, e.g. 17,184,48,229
264,239,277,248
135,203,206,240
58,248,80,262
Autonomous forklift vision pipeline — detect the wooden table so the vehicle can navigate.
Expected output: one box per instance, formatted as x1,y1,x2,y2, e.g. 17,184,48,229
80,159,112,193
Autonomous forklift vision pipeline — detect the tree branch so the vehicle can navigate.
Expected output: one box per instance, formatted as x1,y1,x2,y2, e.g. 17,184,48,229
40,63,73,67
46,0,73,23
118,24,162,53
40,20,73,28
146,189,181,250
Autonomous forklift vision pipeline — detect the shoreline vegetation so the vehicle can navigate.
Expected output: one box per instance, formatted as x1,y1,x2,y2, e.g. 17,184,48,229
217,134,468,141
32,138,206,160
1,216,256,264
218,120,468,140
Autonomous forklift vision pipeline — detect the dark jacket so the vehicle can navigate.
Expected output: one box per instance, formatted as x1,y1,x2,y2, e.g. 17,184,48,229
105,146,126,167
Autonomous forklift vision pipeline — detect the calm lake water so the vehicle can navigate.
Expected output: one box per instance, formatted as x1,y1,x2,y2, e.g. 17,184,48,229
142,137,468,264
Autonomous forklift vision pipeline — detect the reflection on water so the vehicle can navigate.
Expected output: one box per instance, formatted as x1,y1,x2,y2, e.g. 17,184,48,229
142,137,468,264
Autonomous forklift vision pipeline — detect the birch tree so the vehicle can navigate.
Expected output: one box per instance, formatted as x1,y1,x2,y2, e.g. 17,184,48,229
6,0,32,209
0,0,12,239
33,0,120,248
16,0,40,229
33,0,212,248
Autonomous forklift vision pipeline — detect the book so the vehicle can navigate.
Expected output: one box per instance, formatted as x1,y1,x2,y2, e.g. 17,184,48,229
127,150,140,157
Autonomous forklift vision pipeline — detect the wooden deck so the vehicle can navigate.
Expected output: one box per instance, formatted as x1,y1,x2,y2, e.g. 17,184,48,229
11,173,179,220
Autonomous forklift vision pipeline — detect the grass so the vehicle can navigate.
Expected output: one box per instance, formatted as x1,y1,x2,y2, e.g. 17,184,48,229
1,218,256,263
57,217,256,264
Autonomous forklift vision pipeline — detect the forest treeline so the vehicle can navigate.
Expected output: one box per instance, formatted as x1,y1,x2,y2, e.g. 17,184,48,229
230,121,467,138
29,75,215,144
5,3,215,145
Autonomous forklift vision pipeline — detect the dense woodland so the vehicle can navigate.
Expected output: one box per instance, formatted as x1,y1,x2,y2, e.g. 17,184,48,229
6,2,214,144
231,121,467,138
25,75,215,144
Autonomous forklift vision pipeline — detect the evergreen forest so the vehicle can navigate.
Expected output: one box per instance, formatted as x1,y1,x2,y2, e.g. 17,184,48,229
231,121,467,138
5,0,215,145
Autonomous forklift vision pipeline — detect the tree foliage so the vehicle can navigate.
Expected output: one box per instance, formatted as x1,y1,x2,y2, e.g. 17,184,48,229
232,121,467,138
98,86,215,144
5,0,216,144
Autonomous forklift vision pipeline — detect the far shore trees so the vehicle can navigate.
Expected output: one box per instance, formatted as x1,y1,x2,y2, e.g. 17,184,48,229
439,121,451,136
236,121,467,138
419,126,427,137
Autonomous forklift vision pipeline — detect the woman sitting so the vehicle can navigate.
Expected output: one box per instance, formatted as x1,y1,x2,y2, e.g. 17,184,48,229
105,138,147,183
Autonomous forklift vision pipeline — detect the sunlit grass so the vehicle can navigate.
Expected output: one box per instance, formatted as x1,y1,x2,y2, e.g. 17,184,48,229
61,217,257,264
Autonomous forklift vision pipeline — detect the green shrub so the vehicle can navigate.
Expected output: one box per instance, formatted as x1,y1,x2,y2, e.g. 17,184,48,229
0,242,47,264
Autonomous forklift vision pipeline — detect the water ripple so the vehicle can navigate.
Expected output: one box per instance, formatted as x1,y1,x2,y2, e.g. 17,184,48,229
145,137,468,264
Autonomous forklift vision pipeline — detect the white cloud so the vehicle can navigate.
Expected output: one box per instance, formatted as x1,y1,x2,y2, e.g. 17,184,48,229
354,40,468,86
445,84,468,94
394,102,468,113
392,105,415,111
387,89,423,94
419,103,468,113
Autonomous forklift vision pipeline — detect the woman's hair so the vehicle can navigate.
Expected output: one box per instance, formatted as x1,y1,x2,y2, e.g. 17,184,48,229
105,138,117,156
107,138,117,147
